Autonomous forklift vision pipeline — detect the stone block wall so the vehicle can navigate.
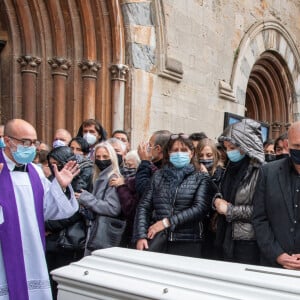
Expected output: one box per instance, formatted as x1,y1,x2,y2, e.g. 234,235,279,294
122,0,300,146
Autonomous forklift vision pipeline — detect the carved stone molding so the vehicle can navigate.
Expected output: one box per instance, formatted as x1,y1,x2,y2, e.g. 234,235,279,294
48,57,71,76
271,121,282,133
219,80,236,102
17,55,41,74
271,121,291,132
109,64,129,81
284,123,291,131
78,60,101,79
158,57,183,83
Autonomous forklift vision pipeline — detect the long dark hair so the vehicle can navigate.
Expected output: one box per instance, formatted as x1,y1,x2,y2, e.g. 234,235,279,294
76,119,107,143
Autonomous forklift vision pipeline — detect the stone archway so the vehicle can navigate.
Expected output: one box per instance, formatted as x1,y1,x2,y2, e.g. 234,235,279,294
245,51,293,138
220,20,300,139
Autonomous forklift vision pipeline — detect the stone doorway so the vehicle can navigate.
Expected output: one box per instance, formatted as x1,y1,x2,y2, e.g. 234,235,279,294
245,51,293,139
0,0,129,145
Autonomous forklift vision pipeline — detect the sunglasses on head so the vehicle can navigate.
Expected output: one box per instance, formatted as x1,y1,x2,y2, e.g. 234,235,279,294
170,133,189,140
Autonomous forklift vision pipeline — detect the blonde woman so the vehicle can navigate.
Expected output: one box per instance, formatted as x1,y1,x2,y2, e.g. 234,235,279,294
196,138,224,187
195,138,225,259
75,141,122,254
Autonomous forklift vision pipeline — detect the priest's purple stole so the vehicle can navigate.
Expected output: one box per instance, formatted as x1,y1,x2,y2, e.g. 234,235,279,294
0,150,44,300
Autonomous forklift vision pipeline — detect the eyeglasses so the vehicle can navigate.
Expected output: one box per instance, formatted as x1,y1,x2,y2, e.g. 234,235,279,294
147,144,157,152
170,133,189,140
8,136,41,147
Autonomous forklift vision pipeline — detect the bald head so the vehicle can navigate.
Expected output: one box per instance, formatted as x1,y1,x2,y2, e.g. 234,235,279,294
288,122,300,138
3,119,38,163
0,125,4,137
288,121,300,150
4,119,37,138
54,128,72,145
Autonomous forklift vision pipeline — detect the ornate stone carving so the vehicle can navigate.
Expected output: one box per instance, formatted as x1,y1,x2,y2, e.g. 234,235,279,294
48,57,71,76
284,123,291,131
271,121,282,133
78,60,101,79
110,64,129,81
17,55,41,74
219,80,236,102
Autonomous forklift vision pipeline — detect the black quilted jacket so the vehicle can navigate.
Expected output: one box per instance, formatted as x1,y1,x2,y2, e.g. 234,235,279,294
133,164,215,242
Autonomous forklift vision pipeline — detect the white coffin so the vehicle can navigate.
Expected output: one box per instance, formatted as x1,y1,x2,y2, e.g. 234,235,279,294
51,247,300,300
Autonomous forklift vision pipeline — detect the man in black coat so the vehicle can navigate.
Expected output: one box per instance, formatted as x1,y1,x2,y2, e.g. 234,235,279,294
253,121,300,269
135,130,171,198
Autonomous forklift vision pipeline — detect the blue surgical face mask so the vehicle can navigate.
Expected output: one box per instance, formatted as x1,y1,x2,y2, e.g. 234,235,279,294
170,152,190,168
226,149,245,162
52,139,66,148
0,137,6,148
12,145,36,164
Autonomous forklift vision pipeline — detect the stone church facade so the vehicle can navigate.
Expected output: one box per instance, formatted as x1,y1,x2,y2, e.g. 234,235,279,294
0,0,299,146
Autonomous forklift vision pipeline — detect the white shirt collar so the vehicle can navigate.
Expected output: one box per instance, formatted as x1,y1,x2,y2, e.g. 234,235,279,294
2,149,22,171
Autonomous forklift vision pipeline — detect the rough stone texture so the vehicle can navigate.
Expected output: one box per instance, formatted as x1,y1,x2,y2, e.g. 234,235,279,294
128,0,300,147
129,42,155,71
122,2,153,26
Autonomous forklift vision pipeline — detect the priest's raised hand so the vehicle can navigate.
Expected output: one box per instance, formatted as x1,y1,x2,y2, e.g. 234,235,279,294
52,160,80,190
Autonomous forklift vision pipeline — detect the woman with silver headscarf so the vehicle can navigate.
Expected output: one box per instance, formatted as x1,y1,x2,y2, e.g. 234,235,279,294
213,118,265,265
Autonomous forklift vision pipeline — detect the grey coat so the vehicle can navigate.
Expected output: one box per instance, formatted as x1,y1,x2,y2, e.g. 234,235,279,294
78,165,121,217
226,162,260,239
218,118,265,240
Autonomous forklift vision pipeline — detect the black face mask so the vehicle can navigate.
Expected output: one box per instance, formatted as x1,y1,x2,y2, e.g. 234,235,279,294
290,149,300,165
276,153,289,160
117,154,123,166
265,154,276,162
95,159,112,171
199,159,214,171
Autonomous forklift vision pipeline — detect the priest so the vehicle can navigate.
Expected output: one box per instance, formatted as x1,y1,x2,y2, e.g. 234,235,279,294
0,119,80,300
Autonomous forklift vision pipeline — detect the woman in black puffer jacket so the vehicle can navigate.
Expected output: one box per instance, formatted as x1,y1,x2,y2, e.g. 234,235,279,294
133,134,215,258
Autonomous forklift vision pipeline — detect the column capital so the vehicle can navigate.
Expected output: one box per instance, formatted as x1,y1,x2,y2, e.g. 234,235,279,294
17,55,41,74
271,121,282,132
48,57,71,76
110,64,129,81
78,60,101,79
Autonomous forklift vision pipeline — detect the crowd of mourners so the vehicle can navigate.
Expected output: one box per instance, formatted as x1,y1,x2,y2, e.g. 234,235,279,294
1,117,300,300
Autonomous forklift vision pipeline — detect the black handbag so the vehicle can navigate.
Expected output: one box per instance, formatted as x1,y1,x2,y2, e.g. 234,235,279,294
147,230,168,253
57,220,87,251
86,215,126,251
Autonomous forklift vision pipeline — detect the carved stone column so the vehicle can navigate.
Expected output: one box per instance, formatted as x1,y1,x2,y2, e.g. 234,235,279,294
110,64,129,131
17,55,41,126
48,57,71,129
78,60,101,119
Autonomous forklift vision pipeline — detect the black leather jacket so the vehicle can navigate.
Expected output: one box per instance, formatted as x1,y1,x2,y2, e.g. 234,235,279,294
133,164,215,242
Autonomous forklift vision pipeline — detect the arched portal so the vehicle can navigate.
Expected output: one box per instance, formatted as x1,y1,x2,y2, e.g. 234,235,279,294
0,0,129,144
222,20,300,140
245,51,293,138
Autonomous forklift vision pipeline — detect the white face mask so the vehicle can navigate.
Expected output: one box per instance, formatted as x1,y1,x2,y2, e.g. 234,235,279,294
83,132,97,146
52,139,66,148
